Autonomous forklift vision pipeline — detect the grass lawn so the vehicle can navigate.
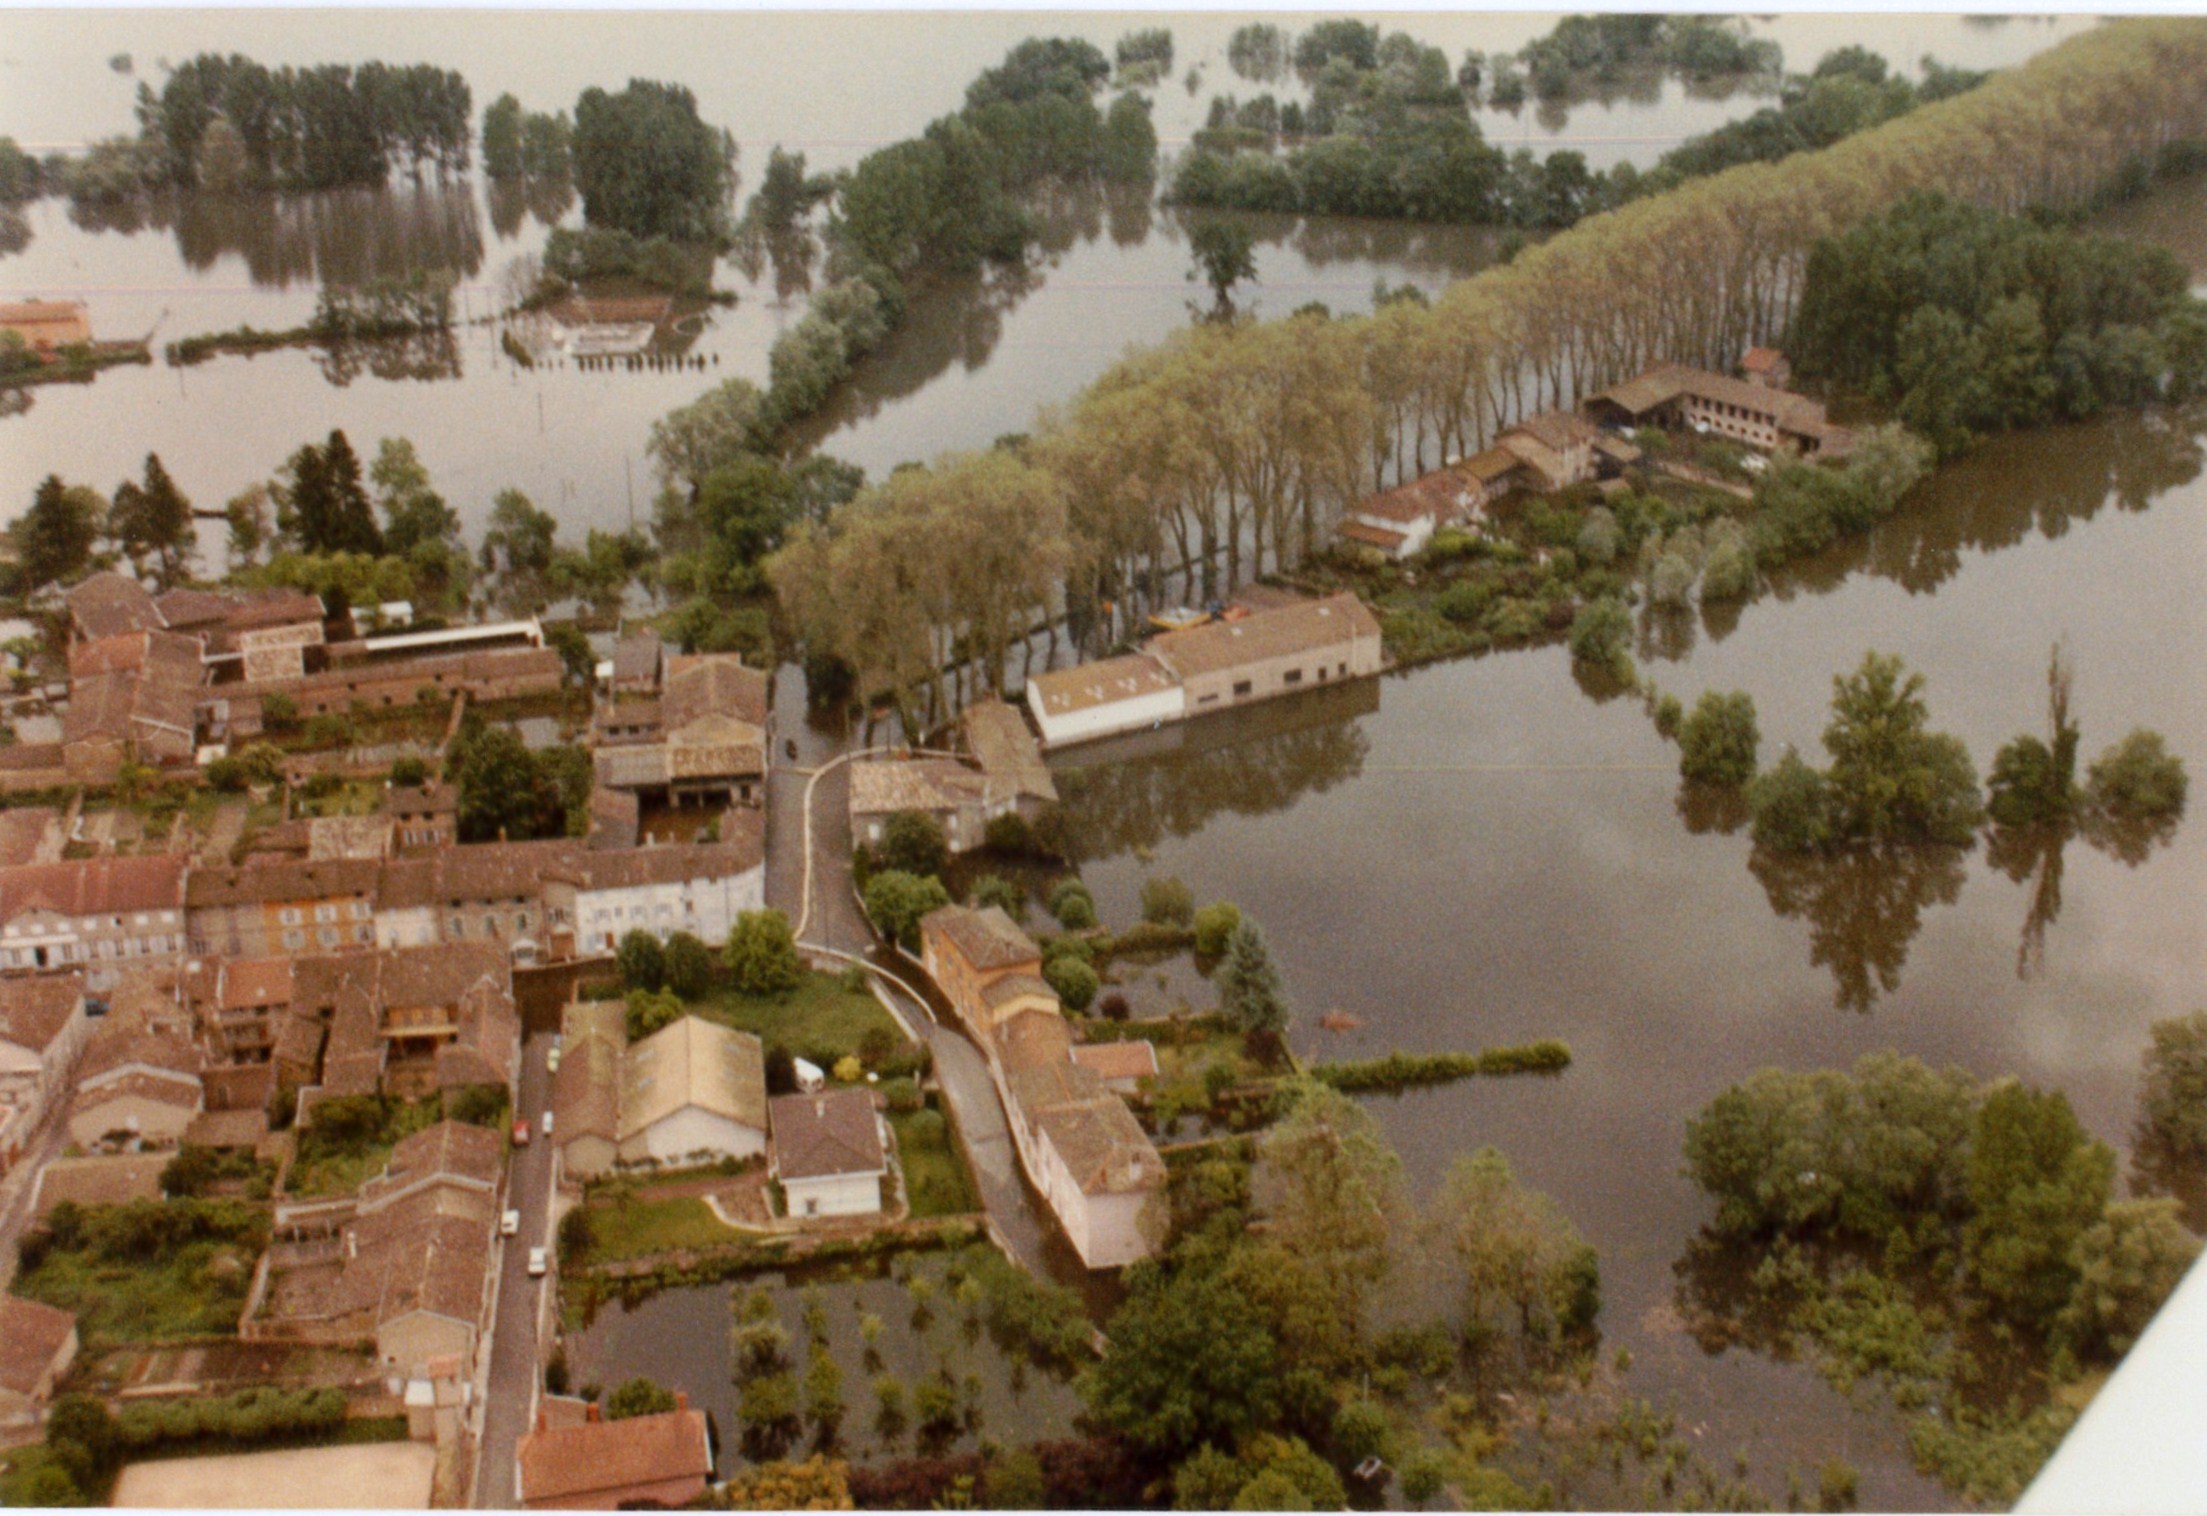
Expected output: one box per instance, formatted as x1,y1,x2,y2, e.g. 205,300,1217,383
689,971,908,1064
577,1196,743,1263
17,1237,260,1343
890,1105,977,1217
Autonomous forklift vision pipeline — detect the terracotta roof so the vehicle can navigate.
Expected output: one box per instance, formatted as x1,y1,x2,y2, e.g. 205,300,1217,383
1507,408,1600,453
339,1184,496,1340
849,756,988,818
561,999,627,1052
73,1067,200,1113
1071,1040,1159,1082
64,669,199,753
1498,430,1572,485
574,837,763,893
920,904,1041,975
77,996,200,1085
981,973,1058,1012
1741,346,1786,372
1147,593,1381,680
378,841,585,910
200,1060,274,1114
586,788,639,851
214,957,295,1013
621,1016,766,1141
68,628,203,682
1354,465,1478,525
770,1088,885,1180
1587,363,1834,435
368,1119,504,1198
1025,652,1177,719
153,587,231,630
517,1408,713,1506
185,856,379,909
1034,1095,1166,1196
0,807,62,869
662,654,768,729
184,1107,269,1148
996,1007,1075,1072
553,1032,620,1145
961,698,1057,804
0,855,184,924
1461,444,1527,483
1340,521,1408,551
66,572,163,641
0,1295,76,1394
222,590,324,632
33,1153,164,1216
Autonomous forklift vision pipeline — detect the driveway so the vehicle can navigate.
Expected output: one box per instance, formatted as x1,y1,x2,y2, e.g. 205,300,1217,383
474,1030,556,1507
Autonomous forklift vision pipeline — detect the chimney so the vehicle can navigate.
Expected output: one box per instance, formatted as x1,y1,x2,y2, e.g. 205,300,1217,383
585,1401,600,1423
674,1391,688,1412
535,1407,547,1433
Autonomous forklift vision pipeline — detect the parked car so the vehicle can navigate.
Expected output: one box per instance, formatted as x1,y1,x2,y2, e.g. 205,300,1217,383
527,1247,548,1277
542,1110,555,1137
512,1118,530,1146
501,1209,520,1237
547,1045,562,1073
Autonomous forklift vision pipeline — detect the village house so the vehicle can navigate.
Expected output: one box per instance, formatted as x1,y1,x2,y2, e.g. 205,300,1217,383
0,298,91,355
64,571,164,644
382,783,458,854
376,839,577,960
919,905,1048,1041
1495,408,1604,492
186,857,381,959
770,1087,888,1218
616,1014,767,1168
0,974,90,1169
66,976,203,1150
1071,1039,1160,1093
62,627,205,777
0,1295,79,1428
288,944,517,1104
592,653,770,809
0,854,187,981
563,828,766,957
848,756,994,854
551,1002,624,1181
515,1399,714,1510
0,807,65,869
250,1120,502,1374
1584,363,1853,457
185,956,293,1066
585,787,640,851
961,697,1059,821
1342,460,1492,561
606,625,663,697
1024,652,1185,749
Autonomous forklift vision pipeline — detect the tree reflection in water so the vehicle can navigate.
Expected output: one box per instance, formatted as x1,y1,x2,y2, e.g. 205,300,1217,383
487,176,574,241
0,207,28,260
1986,805,2179,981
1748,842,1970,1014
1052,677,1377,862
313,330,463,387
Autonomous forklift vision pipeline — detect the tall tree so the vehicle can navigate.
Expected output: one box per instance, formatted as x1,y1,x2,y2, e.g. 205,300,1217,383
282,430,382,556
571,79,733,242
13,475,102,592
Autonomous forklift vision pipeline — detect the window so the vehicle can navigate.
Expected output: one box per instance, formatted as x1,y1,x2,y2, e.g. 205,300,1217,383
317,928,340,948
282,930,306,950
517,913,531,932
1283,669,1302,686
280,907,303,926
351,901,372,920
314,904,337,924
484,915,500,937
1231,680,1253,697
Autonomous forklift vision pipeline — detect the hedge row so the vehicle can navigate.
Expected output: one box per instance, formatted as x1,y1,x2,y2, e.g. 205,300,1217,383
1310,1040,1573,1093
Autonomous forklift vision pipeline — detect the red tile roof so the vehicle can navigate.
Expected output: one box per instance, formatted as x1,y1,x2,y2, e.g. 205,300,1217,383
0,855,185,924
770,1088,885,1181
0,1295,76,1395
517,1408,713,1506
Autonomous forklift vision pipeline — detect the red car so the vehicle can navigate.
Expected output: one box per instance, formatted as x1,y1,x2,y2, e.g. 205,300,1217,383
512,1117,530,1147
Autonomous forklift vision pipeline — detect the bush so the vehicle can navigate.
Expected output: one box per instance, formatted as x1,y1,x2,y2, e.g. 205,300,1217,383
389,755,430,786
1567,596,1632,675
880,810,951,879
1192,901,1241,958
725,909,804,996
1043,957,1100,1012
1048,878,1095,930
984,813,1036,855
663,931,715,998
616,930,666,992
2086,728,2187,819
971,875,1027,921
1310,1042,1572,1092
1678,690,1759,788
866,870,952,952
1139,875,1195,927
1096,991,1131,1022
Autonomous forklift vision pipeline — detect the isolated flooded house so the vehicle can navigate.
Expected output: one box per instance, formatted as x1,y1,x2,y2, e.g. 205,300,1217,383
0,855,187,979
1342,463,1488,561
0,297,91,354
1147,592,1384,718
769,1086,889,1217
1024,651,1184,750
1584,363,1853,457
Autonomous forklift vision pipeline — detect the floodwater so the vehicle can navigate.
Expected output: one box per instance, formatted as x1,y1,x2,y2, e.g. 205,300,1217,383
0,12,2094,536
1055,393,2207,1506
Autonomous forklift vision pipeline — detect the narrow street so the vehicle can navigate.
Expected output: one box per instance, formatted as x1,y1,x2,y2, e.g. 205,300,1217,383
473,1029,555,1508
767,671,1059,1276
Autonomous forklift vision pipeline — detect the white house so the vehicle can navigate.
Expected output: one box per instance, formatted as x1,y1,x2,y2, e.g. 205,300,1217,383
769,1089,887,1218
1024,652,1185,750
0,855,188,984
617,1016,768,1167
570,830,765,957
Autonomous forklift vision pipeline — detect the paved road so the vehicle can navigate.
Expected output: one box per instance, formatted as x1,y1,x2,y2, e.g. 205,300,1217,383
474,1029,555,1508
779,720,1059,1275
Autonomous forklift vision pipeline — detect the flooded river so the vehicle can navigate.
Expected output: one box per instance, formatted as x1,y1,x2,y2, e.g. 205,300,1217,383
0,12,2095,534
1056,399,2207,1507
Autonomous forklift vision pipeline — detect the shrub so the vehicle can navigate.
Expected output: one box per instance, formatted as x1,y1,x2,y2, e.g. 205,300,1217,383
2086,728,2187,819
662,931,715,998
1048,879,1095,930
1310,1042,1572,1091
725,909,804,995
1748,751,1834,851
1652,692,1683,739
1139,875,1195,927
1192,901,1241,958
1567,596,1632,675
1096,991,1131,1022
616,930,666,992
971,875,1026,921
866,871,952,952
880,810,951,879
1043,956,1100,1012
1678,690,1759,787
389,755,430,787
1436,578,1497,625
984,813,1035,855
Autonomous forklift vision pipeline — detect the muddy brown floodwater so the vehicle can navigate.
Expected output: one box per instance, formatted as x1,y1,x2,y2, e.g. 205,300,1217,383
1057,395,2207,1507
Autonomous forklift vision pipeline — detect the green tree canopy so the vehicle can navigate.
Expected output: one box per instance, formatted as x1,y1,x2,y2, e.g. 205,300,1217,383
571,79,733,242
